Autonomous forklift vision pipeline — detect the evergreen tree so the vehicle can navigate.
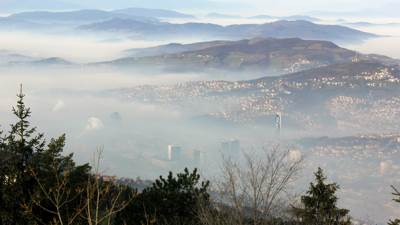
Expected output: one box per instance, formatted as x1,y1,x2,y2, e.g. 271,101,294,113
292,167,351,225
117,168,210,225
0,128,10,223
388,186,400,225
0,86,91,225
0,85,45,224
27,135,91,225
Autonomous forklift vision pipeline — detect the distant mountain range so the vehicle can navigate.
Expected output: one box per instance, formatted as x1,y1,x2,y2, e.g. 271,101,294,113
204,13,321,22
6,9,147,24
26,57,73,66
0,17,45,30
0,50,73,66
0,9,378,45
3,8,193,24
79,19,376,43
0,50,38,64
0,8,194,29
2,37,395,74
102,37,391,74
112,8,194,19
0,0,231,13
123,40,232,57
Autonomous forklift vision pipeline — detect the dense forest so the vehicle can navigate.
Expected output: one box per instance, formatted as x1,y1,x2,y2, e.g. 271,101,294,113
0,88,399,225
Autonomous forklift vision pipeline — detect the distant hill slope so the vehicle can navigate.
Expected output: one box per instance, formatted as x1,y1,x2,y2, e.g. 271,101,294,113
79,19,377,43
28,57,73,65
8,57,74,66
103,38,378,74
0,17,45,30
112,8,194,19
0,50,73,66
252,61,400,84
0,8,193,28
124,40,231,57
8,9,115,22
225,20,376,42
111,60,400,132
0,50,38,65
79,18,223,37
4,9,157,25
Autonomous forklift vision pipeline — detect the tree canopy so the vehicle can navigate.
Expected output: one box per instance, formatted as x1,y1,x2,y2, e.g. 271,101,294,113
117,168,210,225
0,86,91,225
388,186,400,225
292,167,351,225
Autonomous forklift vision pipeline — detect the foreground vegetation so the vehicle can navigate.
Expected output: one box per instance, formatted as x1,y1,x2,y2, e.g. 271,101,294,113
0,88,399,225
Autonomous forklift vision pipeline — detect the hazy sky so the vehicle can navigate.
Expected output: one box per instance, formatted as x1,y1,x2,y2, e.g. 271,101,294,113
1,0,399,16
71,0,399,14
207,0,390,13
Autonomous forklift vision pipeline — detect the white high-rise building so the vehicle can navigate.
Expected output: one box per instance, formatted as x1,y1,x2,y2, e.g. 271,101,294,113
193,150,201,165
221,139,240,158
168,145,182,161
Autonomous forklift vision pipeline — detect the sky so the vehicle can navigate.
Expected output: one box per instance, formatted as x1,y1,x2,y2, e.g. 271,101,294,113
1,0,399,16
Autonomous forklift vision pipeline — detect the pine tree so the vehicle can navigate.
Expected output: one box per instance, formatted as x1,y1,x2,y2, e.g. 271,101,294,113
0,85,45,224
388,186,400,225
27,135,91,225
0,86,91,225
117,168,210,225
293,167,352,225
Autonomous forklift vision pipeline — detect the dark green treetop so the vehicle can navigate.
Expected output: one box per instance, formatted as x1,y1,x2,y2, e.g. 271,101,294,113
0,85,46,224
293,167,352,225
389,186,400,225
117,168,210,225
0,86,90,225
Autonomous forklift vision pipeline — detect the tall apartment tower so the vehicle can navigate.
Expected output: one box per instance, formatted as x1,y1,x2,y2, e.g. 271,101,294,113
221,139,240,158
193,150,201,165
167,145,182,161
275,112,282,136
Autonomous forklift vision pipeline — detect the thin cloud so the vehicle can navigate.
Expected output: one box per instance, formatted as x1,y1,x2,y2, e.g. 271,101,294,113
85,117,104,131
52,99,65,112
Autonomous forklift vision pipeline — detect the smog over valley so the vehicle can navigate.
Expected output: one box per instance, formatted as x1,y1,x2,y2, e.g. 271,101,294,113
0,1,400,225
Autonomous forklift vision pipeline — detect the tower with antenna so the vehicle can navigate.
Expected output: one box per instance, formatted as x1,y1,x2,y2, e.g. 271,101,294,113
275,112,282,136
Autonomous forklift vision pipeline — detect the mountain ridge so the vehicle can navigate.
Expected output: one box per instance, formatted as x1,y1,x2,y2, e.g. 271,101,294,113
79,19,377,43
101,37,387,75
